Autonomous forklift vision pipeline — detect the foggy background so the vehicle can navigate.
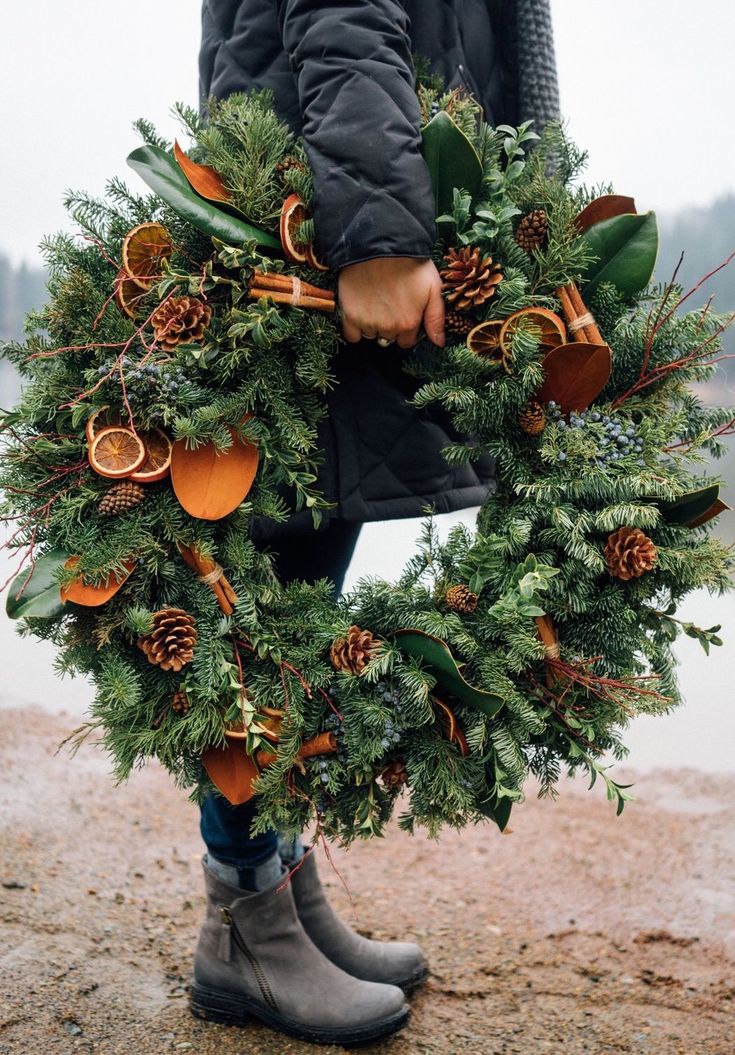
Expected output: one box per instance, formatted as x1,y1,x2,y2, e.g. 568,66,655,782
1,1,733,774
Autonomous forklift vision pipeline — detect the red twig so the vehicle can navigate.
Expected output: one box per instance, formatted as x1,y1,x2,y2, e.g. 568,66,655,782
319,686,344,722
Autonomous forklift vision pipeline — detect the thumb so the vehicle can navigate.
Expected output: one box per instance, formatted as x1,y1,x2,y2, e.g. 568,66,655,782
423,280,446,347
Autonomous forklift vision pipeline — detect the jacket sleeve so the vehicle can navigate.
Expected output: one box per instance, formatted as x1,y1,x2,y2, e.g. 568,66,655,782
276,0,436,271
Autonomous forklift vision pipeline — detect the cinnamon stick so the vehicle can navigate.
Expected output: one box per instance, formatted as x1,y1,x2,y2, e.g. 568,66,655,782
248,288,336,313
251,269,333,302
557,282,604,346
534,614,560,689
178,542,237,616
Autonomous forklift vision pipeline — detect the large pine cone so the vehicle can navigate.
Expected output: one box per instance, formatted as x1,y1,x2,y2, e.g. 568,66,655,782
98,480,146,517
330,625,381,675
604,528,658,581
151,296,212,350
515,209,548,253
441,247,503,311
445,584,479,614
138,608,198,672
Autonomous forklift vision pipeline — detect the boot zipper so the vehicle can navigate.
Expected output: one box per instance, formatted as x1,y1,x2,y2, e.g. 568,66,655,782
221,906,279,1012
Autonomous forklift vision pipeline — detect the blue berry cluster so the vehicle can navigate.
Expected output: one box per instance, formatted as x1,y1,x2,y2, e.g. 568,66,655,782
546,402,646,468
376,681,403,751
97,355,188,424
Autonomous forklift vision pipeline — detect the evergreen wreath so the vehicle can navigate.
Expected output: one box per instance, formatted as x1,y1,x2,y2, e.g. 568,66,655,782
2,86,733,842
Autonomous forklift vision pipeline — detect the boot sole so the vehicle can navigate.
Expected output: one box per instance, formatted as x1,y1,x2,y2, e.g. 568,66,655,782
396,963,429,995
190,981,410,1046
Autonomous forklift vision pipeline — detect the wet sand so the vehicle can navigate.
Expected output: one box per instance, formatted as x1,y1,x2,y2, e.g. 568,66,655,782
1,706,733,1055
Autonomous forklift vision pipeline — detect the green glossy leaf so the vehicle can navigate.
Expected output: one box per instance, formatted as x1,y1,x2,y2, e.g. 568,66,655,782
656,485,723,526
581,211,659,298
5,549,69,620
477,785,513,831
421,112,483,215
391,629,504,717
127,145,281,251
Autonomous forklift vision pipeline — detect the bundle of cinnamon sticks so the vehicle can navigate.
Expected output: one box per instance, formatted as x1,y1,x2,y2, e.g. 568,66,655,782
556,281,605,346
248,269,335,313
178,542,238,616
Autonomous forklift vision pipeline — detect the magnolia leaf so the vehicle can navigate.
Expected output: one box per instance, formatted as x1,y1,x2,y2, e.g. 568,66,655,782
173,140,233,205
171,427,259,521
391,629,504,717
575,194,637,233
421,112,484,215
60,557,137,607
581,211,659,298
202,736,260,805
656,485,729,527
6,549,69,620
127,145,280,250
477,785,513,831
536,342,612,414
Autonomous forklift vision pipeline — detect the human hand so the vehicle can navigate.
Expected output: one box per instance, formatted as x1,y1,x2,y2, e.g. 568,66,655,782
337,257,445,349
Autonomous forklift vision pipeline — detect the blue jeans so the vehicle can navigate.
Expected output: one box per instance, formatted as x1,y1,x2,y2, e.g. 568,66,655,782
200,521,362,868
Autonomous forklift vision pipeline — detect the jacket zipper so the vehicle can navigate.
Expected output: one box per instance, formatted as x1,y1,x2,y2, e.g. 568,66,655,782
221,906,279,1012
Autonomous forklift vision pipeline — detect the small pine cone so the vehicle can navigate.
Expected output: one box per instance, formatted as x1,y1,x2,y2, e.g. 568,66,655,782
151,296,212,350
445,310,476,338
98,480,146,516
138,608,198,672
330,625,381,675
171,689,190,715
515,209,548,253
519,401,547,436
276,155,306,179
440,247,503,311
380,759,408,789
445,584,479,614
604,527,658,581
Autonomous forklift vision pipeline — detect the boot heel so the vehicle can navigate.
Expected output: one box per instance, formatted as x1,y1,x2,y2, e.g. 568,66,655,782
190,982,253,1026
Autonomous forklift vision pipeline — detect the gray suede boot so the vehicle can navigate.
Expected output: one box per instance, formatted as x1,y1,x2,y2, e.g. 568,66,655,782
288,851,428,992
191,857,409,1045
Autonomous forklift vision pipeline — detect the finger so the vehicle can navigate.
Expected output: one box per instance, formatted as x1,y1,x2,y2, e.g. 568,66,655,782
396,323,421,350
423,282,446,347
341,318,363,344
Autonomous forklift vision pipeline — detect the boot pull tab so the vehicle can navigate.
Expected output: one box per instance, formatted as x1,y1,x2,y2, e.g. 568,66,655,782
218,905,232,961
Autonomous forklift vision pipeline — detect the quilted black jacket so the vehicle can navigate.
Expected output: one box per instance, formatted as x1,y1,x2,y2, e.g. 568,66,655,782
199,0,560,533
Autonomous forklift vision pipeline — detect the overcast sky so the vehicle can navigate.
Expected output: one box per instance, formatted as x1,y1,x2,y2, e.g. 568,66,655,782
1,0,733,266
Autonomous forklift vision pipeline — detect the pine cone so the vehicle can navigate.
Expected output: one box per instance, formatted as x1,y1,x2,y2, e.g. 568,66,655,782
138,608,198,672
276,155,306,179
445,310,476,338
98,480,146,516
604,527,658,581
330,625,381,675
515,209,548,253
519,401,547,436
151,296,212,350
441,247,503,311
171,689,190,715
445,584,479,614
380,759,408,789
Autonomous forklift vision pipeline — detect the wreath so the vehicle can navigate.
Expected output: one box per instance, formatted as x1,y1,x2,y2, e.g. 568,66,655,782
2,86,733,842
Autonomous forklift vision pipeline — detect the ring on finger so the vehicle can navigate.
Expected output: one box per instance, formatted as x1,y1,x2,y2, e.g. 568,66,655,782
376,336,394,347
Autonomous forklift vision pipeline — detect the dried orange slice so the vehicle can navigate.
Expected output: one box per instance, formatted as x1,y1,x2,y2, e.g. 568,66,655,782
129,428,173,483
114,270,150,318
466,320,503,358
305,244,329,273
499,308,566,358
121,222,173,290
280,194,310,265
88,426,146,479
85,406,122,446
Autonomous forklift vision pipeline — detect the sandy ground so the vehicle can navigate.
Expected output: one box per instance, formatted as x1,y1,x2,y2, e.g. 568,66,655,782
1,707,734,1055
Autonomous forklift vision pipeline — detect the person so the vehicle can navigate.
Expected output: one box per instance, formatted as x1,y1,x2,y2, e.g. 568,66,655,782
192,0,560,1044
